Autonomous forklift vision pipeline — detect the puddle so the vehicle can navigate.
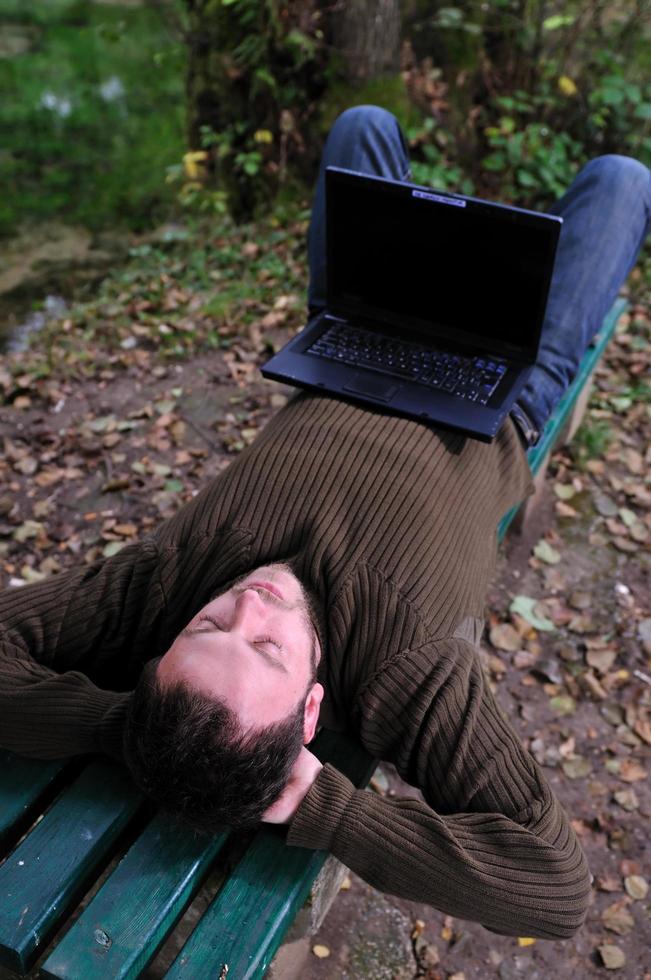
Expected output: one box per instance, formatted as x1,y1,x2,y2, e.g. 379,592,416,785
4,295,68,354
0,222,127,352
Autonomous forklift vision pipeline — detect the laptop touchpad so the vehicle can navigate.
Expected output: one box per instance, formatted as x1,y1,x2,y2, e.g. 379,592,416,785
343,373,400,403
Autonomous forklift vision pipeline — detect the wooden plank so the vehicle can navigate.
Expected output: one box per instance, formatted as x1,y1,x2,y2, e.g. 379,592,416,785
165,730,375,980
498,297,627,540
40,814,229,980
0,760,141,975
0,753,67,850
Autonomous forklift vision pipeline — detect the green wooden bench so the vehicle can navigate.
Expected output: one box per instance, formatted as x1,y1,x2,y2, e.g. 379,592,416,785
0,298,626,980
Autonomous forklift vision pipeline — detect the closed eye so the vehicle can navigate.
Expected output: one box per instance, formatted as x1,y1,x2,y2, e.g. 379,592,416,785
255,636,283,653
197,615,226,630
197,617,284,654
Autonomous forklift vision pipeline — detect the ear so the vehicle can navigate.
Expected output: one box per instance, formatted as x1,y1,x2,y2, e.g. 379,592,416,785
303,682,324,744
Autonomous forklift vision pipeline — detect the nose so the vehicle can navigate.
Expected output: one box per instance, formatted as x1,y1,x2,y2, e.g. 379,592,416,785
231,588,267,629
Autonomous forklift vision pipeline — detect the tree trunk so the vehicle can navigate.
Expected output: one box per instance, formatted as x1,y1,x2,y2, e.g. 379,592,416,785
332,0,401,81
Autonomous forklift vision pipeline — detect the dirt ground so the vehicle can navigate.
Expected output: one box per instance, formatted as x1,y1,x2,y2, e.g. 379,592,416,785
0,303,649,979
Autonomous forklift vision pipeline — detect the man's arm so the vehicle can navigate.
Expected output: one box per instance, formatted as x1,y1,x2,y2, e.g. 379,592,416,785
287,637,591,940
0,539,163,760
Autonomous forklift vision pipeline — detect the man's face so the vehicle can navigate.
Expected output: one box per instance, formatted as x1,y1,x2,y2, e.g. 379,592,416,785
157,564,323,736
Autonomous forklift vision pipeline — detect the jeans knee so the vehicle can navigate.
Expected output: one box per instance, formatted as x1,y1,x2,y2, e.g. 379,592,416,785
582,154,651,204
330,104,400,140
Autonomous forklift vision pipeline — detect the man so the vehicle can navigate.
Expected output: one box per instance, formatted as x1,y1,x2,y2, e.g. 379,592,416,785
1,107,649,940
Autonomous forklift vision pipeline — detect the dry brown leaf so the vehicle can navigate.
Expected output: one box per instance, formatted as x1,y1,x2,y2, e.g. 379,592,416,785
613,788,639,811
633,718,651,745
602,900,634,936
14,456,38,476
586,648,617,673
489,623,521,651
618,759,646,783
596,874,623,892
598,944,626,970
624,875,648,900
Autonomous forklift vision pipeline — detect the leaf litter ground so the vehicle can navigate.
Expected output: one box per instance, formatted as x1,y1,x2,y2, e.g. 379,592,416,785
0,219,649,979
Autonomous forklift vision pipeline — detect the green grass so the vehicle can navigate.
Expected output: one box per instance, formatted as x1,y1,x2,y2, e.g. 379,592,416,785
0,0,186,235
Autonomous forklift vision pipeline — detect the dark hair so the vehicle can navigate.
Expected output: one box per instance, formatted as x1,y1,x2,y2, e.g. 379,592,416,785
123,660,306,835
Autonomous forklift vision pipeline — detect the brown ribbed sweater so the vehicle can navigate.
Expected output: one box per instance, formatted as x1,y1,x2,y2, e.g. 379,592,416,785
0,393,590,938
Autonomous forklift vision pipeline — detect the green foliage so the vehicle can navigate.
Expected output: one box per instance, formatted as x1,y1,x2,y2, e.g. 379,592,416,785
572,418,613,468
403,1,651,208
0,0,185,235
182,0,330,220
482,91,583,204
407,118,475,194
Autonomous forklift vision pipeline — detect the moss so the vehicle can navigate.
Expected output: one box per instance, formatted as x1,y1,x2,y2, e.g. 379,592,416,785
317,73,422,137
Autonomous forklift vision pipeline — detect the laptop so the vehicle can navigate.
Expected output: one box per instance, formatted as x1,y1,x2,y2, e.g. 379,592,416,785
262,167,562,442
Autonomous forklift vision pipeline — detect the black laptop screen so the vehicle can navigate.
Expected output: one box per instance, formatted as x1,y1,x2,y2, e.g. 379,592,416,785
326,170,561,357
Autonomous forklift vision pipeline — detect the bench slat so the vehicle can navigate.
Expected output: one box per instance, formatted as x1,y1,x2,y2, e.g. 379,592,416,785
166,831,323,980
165,730,376,980
0,760,141,974
40,814,229,980
0,753,66,849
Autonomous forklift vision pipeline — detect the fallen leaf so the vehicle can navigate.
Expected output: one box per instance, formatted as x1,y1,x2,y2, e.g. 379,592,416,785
601,900,634,936
597,944,626,970
633,718,651,745
532,657,564,684
14,456,38,475
312,944,330,959
629,522,648,542
618,759,646,783
13,520,43,543
489,623,521,651
613,789,639,812
581,671,607,700
567,614,594,634
533,539,561,564
509,595,555,631
549,695,576,716
114,523,138,537
413,937,440,967
622,447,643,473
638,618,651,655
89,414,117,433
586,648,617,673
624,875,648,900
554,483,575,500
103,541,127,558
612,536,638,553
164,479,184,493
601,704,625,726
555,500,579,518
618,507,637,527
517,937,536,947
569,590,592,610
596,875,623,892
561,756,592,780
593,491,618,517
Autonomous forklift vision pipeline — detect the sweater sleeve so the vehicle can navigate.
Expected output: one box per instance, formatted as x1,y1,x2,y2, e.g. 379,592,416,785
0,539,163,761
287,637,591,939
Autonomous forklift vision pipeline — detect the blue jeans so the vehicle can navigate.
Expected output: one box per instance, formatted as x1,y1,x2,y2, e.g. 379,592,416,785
307,106,651,444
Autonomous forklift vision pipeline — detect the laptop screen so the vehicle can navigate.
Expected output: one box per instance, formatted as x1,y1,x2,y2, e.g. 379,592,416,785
326,169,561,359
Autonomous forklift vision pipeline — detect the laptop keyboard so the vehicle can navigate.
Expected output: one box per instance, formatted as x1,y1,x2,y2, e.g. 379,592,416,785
307,323,507,405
